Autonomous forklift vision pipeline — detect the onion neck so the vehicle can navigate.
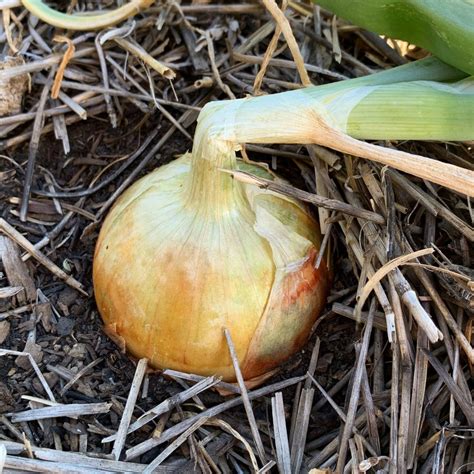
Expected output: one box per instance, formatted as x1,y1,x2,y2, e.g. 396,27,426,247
185,103,247,217
185,139,244,218
185,92,320,217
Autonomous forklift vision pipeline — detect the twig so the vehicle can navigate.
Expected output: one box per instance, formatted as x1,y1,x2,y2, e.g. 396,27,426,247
2,456,105,474
19,68,54,221
162,369,240,394
0,440,162,472
290,387,314,473
354,247,442,343
0,348,55,402
95,32,117,127
412,264,474,364
388,170,474,241
331,303,387,331
233,52,347,80
422,349,474,425
359,352,381,454
223,169,385,224
307,373,378,460
0,218,87,295
407,327,429,468
206,30,235,99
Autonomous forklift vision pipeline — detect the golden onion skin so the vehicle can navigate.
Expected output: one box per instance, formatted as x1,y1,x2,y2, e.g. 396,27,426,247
93,154,329,382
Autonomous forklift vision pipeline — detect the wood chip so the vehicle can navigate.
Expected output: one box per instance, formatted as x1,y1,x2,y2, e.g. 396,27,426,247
0,320,10,344
0,236,36,303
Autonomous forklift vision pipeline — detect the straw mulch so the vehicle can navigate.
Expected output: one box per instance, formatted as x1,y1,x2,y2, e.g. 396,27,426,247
0,1,473,473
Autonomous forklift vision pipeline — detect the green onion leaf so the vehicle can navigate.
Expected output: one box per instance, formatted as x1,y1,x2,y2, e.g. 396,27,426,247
313,0,474,75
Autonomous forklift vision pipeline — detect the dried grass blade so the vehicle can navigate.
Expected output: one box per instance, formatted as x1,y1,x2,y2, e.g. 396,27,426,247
9,402,111,423
413,265,474,364
143,417,208,473
3,455,105,474
407,328,428,468
354,248,441,343
162,369,240,394
422,349,474,425
224,328,267,465
336,299,376,472
103,375,220,443
271,392,291,474
0,348,55,402
125,375,305,460
261,0,311,86
111,358,147,460
360,356,381,454
19,69,53,221
253,0,287,93
0,286,23,298
113,37,175,80
0,218,86,295
206,418,259,472
289,387,314,473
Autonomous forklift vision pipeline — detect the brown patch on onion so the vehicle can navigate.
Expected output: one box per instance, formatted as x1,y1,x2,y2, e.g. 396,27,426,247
241,248,329,380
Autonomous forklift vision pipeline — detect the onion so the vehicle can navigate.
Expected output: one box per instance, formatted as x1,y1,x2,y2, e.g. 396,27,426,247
93,101,330,382
94,59,474,380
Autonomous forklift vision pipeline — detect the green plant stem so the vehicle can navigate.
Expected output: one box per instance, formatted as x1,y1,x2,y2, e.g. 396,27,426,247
188,59,474,198
21,0,153,30
314,0,474,75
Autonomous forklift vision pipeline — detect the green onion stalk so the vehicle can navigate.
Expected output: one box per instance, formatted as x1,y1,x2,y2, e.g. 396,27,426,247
192,58,474,198
313,0,474,76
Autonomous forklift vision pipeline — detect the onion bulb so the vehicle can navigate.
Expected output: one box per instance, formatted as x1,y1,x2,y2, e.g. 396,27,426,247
93,99,330,382
94,61,474,381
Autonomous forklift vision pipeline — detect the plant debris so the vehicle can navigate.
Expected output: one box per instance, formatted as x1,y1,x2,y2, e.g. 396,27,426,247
0,1,472,472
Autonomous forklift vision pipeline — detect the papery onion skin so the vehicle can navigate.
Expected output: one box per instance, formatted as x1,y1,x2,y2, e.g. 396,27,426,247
93,154,330,382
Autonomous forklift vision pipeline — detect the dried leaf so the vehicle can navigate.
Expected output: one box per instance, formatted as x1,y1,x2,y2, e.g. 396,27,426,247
51,36,75,99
